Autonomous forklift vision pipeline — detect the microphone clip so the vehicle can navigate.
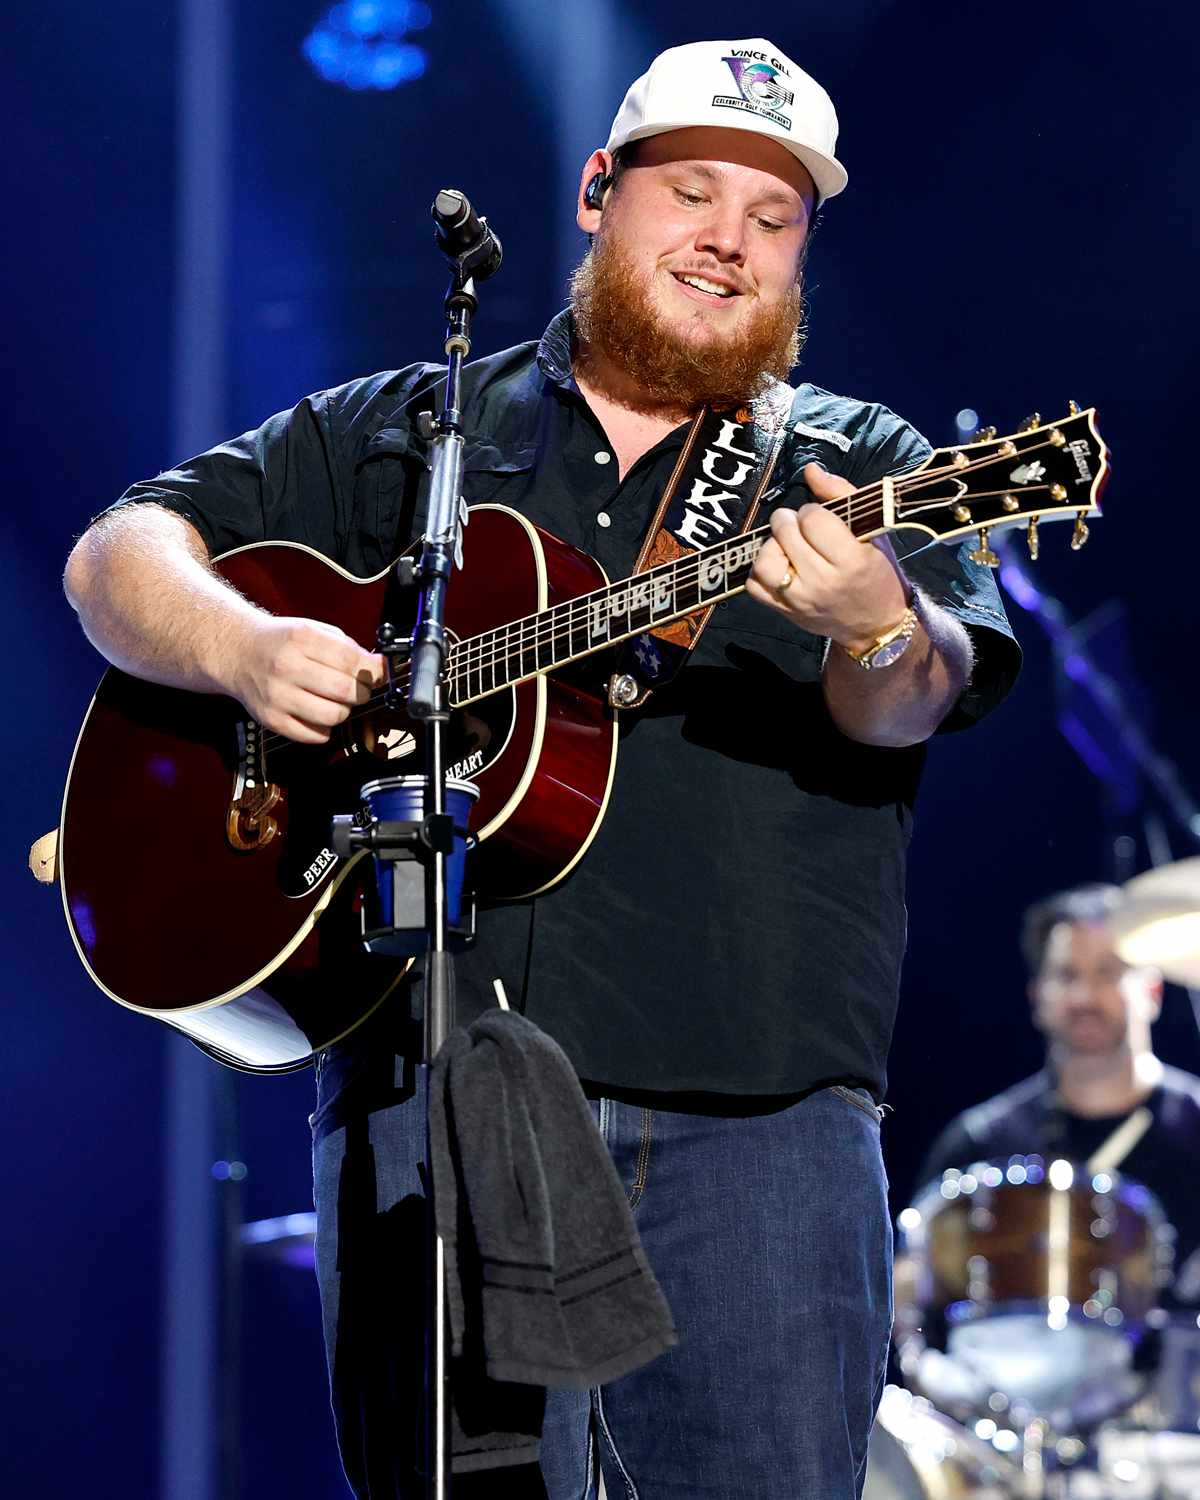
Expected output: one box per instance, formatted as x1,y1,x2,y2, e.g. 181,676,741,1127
431,188,503,283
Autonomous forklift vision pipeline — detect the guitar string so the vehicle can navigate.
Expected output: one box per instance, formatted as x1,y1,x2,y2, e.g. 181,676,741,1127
447,482,1058,688
256,458,1057,761
447,436,1068,679
258,498,996,761
257,430,1087,756
448,431,1074,679
450,459,1068,684
257,450,1070,757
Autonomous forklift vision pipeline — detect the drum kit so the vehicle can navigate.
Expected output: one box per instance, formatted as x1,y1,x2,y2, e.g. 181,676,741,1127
867,859,1200,1500
870,1159,1200,1498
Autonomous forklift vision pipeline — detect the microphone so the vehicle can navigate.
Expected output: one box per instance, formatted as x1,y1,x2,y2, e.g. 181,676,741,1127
431,189,503,281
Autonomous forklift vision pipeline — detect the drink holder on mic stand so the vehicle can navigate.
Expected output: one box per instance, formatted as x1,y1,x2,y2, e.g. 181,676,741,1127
330,193,502,1499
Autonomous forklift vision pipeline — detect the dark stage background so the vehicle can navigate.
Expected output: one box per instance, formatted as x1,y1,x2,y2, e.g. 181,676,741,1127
6,2,1199,1494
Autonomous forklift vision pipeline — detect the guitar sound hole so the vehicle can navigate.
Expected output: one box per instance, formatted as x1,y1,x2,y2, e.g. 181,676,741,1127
273,689,521,901
359,690,516,781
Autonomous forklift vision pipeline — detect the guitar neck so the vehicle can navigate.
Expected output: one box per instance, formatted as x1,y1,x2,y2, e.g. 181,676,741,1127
447,500,876,707
447,405,1107,706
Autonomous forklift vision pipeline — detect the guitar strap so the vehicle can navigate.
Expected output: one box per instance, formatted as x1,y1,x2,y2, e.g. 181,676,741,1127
607,381,794,709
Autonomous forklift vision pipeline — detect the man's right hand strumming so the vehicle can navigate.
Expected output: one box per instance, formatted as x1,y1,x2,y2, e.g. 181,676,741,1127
229,615,386,745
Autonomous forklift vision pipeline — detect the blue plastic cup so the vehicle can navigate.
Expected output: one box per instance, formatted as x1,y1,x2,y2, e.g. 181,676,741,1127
359,775,480,954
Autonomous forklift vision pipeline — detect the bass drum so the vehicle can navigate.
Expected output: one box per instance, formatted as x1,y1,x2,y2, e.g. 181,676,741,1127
864,1387,1019,1500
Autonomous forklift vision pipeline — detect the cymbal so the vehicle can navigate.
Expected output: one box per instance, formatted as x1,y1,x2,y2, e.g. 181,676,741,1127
1109,858,1200,986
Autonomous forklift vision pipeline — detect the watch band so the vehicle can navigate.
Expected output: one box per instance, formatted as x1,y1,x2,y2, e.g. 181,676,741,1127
841,603,919,670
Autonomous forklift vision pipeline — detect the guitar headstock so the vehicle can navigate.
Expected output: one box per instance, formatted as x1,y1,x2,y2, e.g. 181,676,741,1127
889,404,1109,564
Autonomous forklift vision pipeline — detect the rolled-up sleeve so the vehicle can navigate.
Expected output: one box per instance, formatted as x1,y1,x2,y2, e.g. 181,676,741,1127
96,368,426,561
790,396,1022,733
100,396,338,556
897,533,1022,730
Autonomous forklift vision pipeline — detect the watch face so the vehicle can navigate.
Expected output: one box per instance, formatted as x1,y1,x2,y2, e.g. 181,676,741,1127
867,636,910,670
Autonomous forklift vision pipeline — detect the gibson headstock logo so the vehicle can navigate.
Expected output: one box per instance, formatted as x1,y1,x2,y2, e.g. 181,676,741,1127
1068,439,1094,482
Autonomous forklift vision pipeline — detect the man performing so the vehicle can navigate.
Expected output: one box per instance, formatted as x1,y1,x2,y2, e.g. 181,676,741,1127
915,883,1200,1289
63,38,1019,1500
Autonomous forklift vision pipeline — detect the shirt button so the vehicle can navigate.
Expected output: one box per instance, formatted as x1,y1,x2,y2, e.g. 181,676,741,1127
594,450,611,465
596,511,612,528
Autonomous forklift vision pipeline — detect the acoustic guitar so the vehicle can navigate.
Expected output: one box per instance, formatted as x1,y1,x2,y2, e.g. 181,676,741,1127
58,407,1108,1070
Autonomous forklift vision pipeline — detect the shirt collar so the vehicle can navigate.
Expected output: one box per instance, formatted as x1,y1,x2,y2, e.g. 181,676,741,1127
536,306,701,458
535,308,576,388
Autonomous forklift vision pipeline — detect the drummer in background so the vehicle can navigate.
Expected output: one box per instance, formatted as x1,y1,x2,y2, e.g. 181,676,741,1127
915,882,1200,1304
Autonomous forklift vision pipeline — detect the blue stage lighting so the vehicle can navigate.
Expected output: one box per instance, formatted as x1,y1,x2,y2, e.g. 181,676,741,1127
303,1,431,91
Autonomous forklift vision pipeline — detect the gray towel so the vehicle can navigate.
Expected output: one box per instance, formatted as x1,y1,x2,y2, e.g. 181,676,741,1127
430,1009,676,1400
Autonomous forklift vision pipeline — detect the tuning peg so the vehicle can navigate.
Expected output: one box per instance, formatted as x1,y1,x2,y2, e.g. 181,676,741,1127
1068,399,1081,416
974,424,997,443
969,527,1001,568
1019,412,1042,432
1071,511,1090,550
953,504,972,523
1027,517,1040,560
1001,494,1020,512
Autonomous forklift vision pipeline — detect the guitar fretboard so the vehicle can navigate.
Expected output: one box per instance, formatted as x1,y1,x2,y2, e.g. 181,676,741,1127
446,501,885,706
441,410,1102,707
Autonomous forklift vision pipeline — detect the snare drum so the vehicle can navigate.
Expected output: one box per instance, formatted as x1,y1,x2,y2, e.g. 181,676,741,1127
899,1161,1173,1428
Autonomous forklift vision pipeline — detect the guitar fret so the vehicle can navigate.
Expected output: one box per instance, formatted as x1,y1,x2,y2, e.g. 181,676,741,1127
534,614,548,673
570,599,591,661
627,578,654,634
502,621,515,689
550,603,569,667
468,633,479,697
677,554,702,615
521,617,539,679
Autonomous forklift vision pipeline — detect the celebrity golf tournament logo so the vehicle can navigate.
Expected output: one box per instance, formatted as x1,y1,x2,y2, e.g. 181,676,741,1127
715,56,795,128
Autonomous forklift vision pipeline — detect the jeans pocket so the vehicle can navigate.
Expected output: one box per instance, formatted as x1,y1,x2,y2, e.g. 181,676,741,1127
829,1084,884,1125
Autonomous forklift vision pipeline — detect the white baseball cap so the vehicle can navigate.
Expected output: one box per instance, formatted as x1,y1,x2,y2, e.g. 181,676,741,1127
605,39,847,204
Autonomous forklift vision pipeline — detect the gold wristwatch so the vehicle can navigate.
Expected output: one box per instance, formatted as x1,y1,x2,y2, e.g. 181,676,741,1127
842,603,919,671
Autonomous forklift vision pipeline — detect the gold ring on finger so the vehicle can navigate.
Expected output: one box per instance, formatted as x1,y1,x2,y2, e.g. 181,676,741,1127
775,567,794,594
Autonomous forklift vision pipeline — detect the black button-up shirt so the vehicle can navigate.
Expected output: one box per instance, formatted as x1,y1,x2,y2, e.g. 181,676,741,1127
110,311,1020,1099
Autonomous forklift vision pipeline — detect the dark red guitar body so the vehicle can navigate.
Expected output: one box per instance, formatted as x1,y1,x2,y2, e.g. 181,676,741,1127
59,506,617,1069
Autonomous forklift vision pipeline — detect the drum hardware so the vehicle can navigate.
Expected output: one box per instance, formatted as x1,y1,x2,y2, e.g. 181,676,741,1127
864,1384,1023,1499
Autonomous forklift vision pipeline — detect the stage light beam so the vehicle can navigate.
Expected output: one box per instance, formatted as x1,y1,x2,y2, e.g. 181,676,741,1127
303,1,431,91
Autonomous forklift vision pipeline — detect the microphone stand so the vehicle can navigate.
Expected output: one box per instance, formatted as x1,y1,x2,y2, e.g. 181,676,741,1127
409,226,500,1499
409,260,475,1500
334,199,501,1499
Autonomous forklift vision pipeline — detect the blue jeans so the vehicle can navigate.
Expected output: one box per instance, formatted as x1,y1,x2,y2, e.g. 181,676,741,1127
311,1047,892,1500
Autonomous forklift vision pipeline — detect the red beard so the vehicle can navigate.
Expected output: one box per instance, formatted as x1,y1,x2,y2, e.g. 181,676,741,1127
569,231,804,413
